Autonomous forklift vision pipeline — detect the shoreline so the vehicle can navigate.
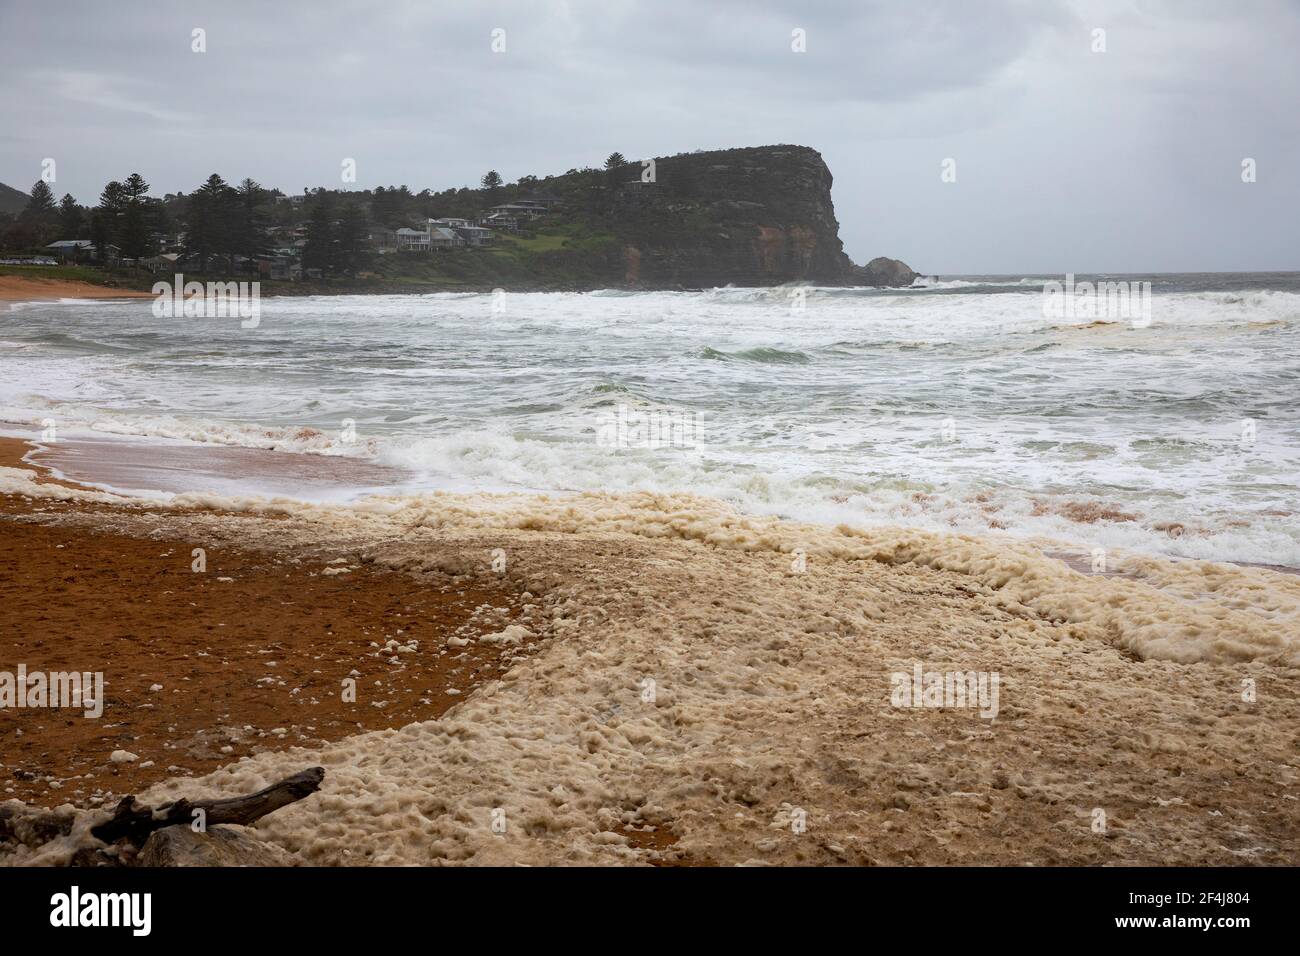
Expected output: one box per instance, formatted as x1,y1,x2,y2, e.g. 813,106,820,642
0,269,904,302
0,275,153,302
10,423,1297,577
2,435,1298,865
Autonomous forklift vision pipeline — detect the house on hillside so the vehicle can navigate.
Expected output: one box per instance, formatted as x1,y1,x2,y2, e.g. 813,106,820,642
523,193,564,209
142,252,181,272
396,227,429,251
455,225,494,247
396,222,466,251
151,231,183,252
428,225,466,249
479,212,519,233
488,202,546,220
256,254,300,280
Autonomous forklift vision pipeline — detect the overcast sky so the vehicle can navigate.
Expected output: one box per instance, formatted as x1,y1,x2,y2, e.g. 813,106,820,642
1,0,1296,274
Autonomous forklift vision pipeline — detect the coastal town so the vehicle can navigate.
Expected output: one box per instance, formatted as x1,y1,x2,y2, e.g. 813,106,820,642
7,186,568,282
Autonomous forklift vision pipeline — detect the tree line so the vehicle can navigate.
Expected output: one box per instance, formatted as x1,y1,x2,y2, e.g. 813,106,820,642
2,173,371,276
0,150,685,273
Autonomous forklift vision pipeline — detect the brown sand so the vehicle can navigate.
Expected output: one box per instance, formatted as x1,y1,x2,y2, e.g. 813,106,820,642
2,438,1297,866
0,440,541,810
0,275,152,302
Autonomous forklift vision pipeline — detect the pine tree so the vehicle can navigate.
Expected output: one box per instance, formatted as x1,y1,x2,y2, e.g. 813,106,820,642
302,193,336,274
92,181,127,259
184,174,237,273
118,173,157,260
89,208,113,261
57,194,84,239
20,180,58,225
480,170,503,204
335,201,370,276
234,178,271,269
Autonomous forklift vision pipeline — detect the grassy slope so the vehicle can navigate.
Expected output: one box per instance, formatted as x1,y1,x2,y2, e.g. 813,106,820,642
0,264,152,288
1,221,621,295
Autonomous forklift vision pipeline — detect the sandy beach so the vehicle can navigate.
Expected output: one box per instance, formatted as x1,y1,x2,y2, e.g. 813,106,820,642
0,275,152,302
2,433,1297,867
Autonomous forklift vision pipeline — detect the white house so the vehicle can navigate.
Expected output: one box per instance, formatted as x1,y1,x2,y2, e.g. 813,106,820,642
396,222,467,251
395,227,430,251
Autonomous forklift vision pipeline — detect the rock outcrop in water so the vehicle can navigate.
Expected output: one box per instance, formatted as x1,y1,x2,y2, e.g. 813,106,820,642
855,256,918,287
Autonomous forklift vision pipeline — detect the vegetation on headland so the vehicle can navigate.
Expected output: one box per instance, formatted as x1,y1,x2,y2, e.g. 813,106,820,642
0,145,911,292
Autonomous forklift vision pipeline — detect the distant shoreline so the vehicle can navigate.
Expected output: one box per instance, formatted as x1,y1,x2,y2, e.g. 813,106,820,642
0,269,749,300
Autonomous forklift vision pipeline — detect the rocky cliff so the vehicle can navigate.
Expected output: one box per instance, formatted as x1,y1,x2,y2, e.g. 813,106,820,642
453,143,916,290
289,144,916,292
612,145,858,287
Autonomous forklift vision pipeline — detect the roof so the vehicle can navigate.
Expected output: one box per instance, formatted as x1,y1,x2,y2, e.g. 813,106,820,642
46,239,93,249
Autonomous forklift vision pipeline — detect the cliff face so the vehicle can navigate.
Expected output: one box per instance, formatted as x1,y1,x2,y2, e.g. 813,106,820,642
613,145,856,287
340,144,914,291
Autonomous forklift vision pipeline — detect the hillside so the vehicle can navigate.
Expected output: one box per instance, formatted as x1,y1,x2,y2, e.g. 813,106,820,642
1,145,917,291
0,181,30,216
359,144,907,289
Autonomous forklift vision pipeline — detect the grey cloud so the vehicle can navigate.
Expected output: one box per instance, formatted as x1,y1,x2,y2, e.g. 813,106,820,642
1,0,1296,272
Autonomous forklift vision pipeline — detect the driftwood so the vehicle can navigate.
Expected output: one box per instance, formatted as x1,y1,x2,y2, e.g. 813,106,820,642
90,766,324,848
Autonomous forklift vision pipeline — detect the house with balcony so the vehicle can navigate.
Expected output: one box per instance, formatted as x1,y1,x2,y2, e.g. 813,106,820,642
396,226,430,251
396,222,467,251
455,225,495,246
479,212,519,233
488,202,547,220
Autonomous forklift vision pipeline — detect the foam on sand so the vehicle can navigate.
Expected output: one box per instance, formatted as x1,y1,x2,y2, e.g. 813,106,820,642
4,467,1297,865
2,464,1295,667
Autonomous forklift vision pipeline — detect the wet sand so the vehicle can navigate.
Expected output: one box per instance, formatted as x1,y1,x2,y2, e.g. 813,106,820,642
0,439,541,811
26,433,410,499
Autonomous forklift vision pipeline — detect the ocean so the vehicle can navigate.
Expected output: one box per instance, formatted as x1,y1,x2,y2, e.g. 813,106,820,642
3,273,1298,566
